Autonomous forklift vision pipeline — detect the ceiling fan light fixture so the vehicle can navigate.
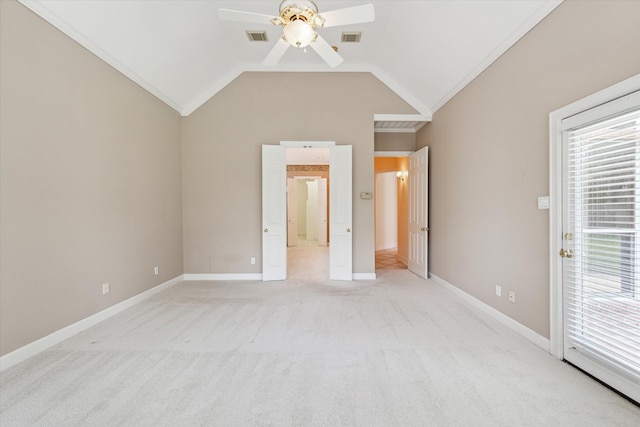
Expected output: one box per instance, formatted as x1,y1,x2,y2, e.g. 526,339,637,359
283,19,315,48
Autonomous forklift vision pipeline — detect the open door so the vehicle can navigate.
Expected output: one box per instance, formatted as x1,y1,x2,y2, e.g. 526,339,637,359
287,178,297,247
329,146,352,280
408,146,429,278
318,178,327,246
262,145,287,281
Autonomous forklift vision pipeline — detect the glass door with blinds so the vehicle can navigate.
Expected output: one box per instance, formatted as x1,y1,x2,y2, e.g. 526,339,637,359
561,91,640,402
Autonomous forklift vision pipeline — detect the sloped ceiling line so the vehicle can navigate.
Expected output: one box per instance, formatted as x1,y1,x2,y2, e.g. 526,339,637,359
18,0,563,118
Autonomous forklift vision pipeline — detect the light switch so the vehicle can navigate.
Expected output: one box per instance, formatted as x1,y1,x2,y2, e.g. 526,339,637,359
538,196,550,210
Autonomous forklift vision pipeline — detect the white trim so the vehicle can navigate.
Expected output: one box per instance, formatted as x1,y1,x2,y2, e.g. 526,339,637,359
374,128,417,134
279,141,335,147
0,275,185,372
18,0,186,114
430,273,550,351
548,73,640,360
374,151,414,157
183,273,262,281
430,0,563,113
185,63,435,117
367,66,433,117
183,272,375,281
181,65,246,116
17,0,434,117
373,114,431,122
189,64,433,118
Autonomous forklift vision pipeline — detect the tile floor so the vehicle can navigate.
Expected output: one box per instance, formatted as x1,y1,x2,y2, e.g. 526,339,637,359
375,248,407,270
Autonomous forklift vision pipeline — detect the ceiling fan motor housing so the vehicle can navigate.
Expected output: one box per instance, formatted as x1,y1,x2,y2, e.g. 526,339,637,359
278,0,325,29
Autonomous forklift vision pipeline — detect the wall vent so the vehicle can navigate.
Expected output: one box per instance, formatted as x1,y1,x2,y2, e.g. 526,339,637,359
246,31,268,42
341,32,362,43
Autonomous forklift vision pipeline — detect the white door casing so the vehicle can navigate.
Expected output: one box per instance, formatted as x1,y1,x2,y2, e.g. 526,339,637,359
330,145,353,280
287,178,297,247
318,178,328,246
262,145,287,281
408,146,429,278
550,74,640,402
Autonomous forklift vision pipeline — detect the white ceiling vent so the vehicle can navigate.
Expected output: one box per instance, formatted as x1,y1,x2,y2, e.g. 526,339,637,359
341,32,362,43
246,31,268,42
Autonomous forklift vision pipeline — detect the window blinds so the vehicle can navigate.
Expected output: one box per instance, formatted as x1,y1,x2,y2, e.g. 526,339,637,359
564,105,640,382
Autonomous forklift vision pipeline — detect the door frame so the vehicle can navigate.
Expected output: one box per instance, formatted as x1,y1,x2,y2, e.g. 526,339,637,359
264,141,349,280
549,73,640,359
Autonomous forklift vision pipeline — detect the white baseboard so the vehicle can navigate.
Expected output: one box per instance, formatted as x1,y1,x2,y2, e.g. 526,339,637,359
183,273,377,281
429,273,550,352
353,273,376,280
0,275,184,372
183,273,262,281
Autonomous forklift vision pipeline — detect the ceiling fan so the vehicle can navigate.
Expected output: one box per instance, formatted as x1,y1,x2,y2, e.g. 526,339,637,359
219,1,375,68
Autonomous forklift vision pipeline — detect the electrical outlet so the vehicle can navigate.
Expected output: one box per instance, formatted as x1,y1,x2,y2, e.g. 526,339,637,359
508,290,516,303
154,266,159,275
250,257,256,265
102,282,110,295
495,285,502,297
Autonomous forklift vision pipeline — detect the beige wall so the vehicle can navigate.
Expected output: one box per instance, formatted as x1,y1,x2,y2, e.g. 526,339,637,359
417,0,640,338
374,132,416,152
182,72,416,275
0,1,184,356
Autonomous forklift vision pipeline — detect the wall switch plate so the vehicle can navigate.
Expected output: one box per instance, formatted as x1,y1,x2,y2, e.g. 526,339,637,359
496,285,502,297
251,257,256,265
154,266,159,275
508,290,516,303
102,283,110,295
537,196,550,210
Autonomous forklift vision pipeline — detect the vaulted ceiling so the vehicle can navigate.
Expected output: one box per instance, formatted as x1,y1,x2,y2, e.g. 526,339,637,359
20,0,562,118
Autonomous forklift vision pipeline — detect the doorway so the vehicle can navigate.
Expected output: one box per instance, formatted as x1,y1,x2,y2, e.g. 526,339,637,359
287,175,329,280
262,142,352,281
374,156,408,270
550,77,640,403
288,177,327,247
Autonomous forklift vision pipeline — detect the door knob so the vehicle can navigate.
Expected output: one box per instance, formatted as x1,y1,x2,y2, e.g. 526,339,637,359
559,249,573,258
346,228,351,232
264,228,269,233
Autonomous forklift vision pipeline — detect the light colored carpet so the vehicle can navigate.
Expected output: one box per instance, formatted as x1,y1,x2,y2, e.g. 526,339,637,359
1,269,639,426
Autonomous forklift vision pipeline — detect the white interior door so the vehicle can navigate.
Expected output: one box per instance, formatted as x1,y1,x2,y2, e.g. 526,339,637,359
262,145,287,281
318,178,327,246
330,145,352,280
306,181,318,240
287,178,297,247
408,146,429,278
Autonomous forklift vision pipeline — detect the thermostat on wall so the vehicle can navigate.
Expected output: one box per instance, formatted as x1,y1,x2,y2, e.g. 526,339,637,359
360,192,373,200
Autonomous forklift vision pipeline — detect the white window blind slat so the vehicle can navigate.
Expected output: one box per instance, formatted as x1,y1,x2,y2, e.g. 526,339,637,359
563,105,640,384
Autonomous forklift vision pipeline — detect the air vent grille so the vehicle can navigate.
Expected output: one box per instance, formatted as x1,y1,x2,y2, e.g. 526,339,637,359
341,32,362,43
246,31,268,42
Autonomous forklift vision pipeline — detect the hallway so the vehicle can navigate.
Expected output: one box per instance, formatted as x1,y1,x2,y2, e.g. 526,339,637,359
375,248,406,270
287,238,329,281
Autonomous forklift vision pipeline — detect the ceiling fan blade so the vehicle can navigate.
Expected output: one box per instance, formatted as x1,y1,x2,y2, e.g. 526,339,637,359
310,35,343,68
263,37,290,66
218,8,278,25
319,4,375,28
